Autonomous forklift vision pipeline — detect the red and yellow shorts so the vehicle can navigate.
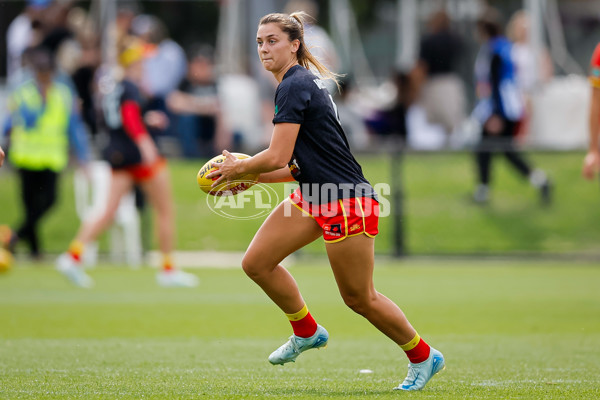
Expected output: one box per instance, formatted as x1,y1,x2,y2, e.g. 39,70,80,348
115,158,167,182
289,187,379,243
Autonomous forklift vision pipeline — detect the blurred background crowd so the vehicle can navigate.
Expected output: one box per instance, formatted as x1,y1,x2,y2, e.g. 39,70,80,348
1,0,597,158
1,0,600,261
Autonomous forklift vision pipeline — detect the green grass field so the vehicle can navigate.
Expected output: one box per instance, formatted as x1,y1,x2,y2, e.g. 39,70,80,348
2,151,600,256
1,259,599,399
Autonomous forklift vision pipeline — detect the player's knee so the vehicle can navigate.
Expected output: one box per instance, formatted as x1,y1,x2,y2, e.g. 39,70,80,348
241,253,262,280
241,252,278,281
341,292,375,316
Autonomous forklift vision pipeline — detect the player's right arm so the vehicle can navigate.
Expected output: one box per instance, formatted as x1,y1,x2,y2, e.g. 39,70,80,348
209,122,299,186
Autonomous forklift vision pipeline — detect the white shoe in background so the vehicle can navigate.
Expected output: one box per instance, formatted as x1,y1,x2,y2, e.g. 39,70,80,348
156,269,199,287
56,253,94,289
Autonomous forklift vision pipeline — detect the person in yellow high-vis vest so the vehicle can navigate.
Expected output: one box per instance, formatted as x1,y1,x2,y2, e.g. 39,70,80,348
2,46,89,259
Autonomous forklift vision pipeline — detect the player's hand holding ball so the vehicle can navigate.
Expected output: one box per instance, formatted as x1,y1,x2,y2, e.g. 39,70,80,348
197,150,258,196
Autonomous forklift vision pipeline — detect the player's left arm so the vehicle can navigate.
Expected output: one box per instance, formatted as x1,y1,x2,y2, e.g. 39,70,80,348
209,122,299,184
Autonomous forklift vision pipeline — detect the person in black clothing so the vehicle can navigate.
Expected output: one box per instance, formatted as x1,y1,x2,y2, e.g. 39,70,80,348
416,10,466,138
472,7,551,204
71,30,102,137
208,11,445,391
167,45,229,158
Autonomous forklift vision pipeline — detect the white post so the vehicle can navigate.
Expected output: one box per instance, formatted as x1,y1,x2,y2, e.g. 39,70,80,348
216,0,244,74
396,0,418,71
329,0,377,86
99,0,117,68
525,0,543,89
329,0,352,73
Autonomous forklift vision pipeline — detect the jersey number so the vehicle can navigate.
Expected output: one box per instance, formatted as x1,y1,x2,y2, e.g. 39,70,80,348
102,84,124,129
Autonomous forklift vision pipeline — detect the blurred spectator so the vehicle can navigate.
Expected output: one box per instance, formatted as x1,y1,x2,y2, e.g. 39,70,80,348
0,145,5,167
365,70,414,144
582,42,600,180
6,0,51,84
413,10,466,140
334,78,370,150
8,0,92,124
41,0,78,71
167,45,230,157
506,10,554,140
69,8,102,137
131,14,187,138
2,46,90,259
115,2,140,42
55,39,197,288
471,7,551,205
70,29,102,137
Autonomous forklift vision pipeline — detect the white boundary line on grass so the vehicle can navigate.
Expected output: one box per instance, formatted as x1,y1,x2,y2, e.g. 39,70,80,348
146,251,296,269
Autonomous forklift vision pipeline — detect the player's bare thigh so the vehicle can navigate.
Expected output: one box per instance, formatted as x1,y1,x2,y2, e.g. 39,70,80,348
244,199,322,271
325,234,376,297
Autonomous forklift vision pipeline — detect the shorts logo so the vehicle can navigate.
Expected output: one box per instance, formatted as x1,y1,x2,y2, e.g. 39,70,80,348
274,105,279,115
349,223,361,233
324,223,343,237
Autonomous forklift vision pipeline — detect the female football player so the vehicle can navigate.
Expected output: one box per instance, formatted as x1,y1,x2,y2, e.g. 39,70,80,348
208,12,444,391
56,39,198,288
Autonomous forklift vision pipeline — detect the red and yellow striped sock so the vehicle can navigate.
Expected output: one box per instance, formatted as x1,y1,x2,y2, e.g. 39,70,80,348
162,253,174,272
68,240,84,262
286,304,318,338
400,332,431,364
